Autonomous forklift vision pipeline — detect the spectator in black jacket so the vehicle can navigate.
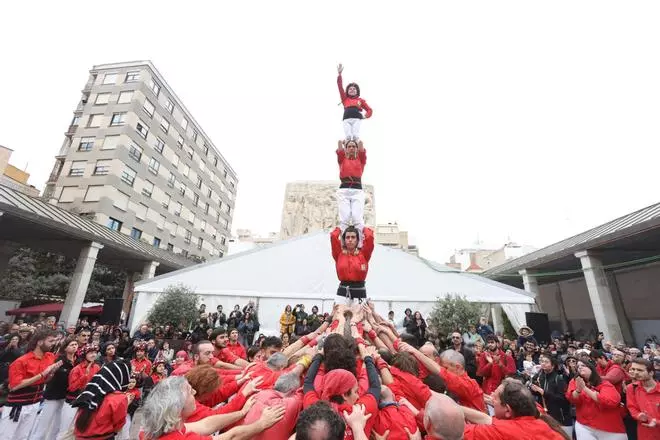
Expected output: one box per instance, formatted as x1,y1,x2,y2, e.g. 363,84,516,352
449,331,478,381
530,354,573,436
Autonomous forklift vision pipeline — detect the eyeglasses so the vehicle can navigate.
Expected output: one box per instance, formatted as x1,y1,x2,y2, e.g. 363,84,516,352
452,336,461,339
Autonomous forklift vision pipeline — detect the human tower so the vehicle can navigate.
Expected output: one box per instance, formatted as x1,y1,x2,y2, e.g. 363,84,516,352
331,64,374,303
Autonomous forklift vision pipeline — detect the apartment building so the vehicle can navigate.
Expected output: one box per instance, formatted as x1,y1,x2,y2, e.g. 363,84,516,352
43,61,237,259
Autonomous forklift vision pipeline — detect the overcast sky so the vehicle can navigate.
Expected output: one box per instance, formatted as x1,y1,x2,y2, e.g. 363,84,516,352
2,1,660,263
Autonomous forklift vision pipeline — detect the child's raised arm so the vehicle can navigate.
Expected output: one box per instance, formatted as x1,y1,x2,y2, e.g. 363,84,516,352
337,63,346,101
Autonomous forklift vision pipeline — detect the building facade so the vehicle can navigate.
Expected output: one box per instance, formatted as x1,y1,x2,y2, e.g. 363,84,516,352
280,181,376,239
43,61,237,259
0,145,39,197
375,223,419,256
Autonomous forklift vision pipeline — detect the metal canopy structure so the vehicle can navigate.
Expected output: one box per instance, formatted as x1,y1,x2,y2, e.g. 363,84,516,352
0,185,192,273
482,201,660,286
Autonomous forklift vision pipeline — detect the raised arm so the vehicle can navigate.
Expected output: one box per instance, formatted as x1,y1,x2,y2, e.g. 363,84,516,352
331,227,342,261
357,141,366,165
361,228,375,262
337,65,347,102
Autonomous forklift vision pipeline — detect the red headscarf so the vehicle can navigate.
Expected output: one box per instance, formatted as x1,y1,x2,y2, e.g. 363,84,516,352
321,369,357,401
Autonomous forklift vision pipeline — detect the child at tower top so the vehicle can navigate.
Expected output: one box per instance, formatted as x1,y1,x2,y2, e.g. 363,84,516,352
337,63,372,141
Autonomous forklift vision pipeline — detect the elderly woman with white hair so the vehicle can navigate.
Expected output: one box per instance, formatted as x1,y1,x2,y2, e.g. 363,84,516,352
141,376,285,440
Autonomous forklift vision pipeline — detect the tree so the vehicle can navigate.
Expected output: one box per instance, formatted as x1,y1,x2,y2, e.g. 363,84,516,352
427,294,482,338
146,284,199,329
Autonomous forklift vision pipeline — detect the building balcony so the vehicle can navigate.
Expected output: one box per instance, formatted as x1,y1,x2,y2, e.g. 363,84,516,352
65,125,78,136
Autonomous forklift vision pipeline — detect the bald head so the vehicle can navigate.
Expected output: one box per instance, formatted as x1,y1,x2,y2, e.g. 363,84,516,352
424,394,465,440
420,342,438,359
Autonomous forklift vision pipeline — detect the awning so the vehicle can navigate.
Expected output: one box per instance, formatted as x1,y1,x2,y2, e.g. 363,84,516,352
6,303,103,316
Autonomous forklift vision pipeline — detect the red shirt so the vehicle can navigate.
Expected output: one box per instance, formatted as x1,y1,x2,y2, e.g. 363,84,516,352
67,361,101,400
151,373,166,385
197,377,240,408
388,366,432,411
241,389,303,440
337,148,367,180
214,347,239,364
313,361,370,397
476,350,516,394
626,381,660,440
304,390,378,440
337,74,373,118
373,404,418,440
131,358,152,375
7,351,56,405
566,378,625,433
597,361,627,394
463,416,565,440
331,227,375,282
74,391,128,439
226,342,247,360
140,427,212,440
438,368,486,412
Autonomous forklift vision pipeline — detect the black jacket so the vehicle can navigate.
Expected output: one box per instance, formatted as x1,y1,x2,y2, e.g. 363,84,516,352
531,369,572,426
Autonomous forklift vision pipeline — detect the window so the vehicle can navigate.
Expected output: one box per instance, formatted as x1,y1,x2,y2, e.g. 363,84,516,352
134,203,147,220
78,137,95,152
114,190,129,211
207,189,212,198
204,202,210,214
179,183,186,196
110,112,127,126
148,157,160,174
130,228,142,240
95,93,110,105
162,193,171,209
167,172,176,187
69,161,86,177
87,114,102,128
102,135,120,150
143,100,155,117
84,185,104,202
71,115,81,126
200,161,206,173
172,154,180,168
93,159,111,175
184,230,192,244
213,157,218,167
186,147,193,160
181,117,188,130
118,91,134,104
192,129,198,142
193,193,199,206
125,71,140,82
121,166,137,186
203,145,209,156
182,164,189,178
128,143,143,162
227,205,232,215
196,176,202,189
220,235,227,245
59,186,79,202
174,202,182,216
148,78,161,96
136,120,149,139
197,237,203,250
182,250,189,257
201,219,206,232
142,180,154,198
107,217,122,231
102,73,117,84
167,243,174,251
158,214,166,229
153,237,161,247
177,135,184,148
164,98,174,114
188,211,195,224
154,137,165,153
159,117,170,133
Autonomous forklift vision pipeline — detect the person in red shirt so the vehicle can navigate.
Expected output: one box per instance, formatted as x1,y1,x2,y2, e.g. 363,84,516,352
626,358,660,440
211,330,248,369
57,344,101,439
477,335,516,395
566,359,626,439
462,380,567,440
226,328,247,360
150,360,168,385
372,385,418,440
0,329,61,440
131,342,153,381
72,360,132,440
591,349,627,394
331,225,374,303
139,376,285,440
337,63,372,141
336,139,367,248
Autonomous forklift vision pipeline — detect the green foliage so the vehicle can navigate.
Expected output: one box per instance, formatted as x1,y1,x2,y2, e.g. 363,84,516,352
501,310,517,339
0,247,126,302
146,284,199,329
427,294,482,338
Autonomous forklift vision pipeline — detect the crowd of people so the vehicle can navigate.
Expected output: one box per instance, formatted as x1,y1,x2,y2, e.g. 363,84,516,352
0,301,658,440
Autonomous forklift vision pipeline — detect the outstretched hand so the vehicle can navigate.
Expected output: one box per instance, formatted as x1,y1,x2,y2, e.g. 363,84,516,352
337,63,344,74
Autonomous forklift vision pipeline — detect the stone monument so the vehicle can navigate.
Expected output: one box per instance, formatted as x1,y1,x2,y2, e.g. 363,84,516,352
280,181,376,239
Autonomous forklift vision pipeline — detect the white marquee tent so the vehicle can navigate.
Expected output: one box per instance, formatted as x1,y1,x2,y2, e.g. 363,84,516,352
130,231,536,335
